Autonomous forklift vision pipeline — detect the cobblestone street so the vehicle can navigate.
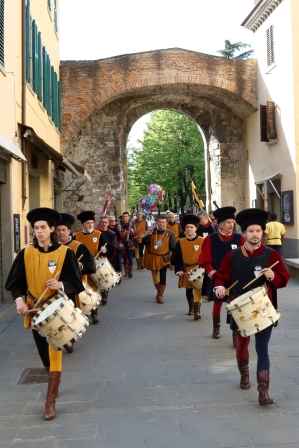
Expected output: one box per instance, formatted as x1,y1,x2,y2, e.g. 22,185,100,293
0,264,299,448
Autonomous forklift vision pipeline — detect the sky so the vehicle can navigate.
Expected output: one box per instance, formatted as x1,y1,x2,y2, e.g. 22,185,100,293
60,0,257,144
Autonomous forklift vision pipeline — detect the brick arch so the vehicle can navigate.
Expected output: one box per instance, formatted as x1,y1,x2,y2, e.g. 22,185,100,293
60,48,257,152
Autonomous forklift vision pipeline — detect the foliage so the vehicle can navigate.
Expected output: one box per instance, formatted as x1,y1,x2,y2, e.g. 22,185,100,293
128,110,205,212
217,40,254,60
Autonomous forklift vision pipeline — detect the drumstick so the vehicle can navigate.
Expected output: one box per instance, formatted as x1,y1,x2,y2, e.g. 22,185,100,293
94,243,107,260
225,280,238,295
28,308,41,313
34,271,61,309
242,260,280,289
78,254,83,262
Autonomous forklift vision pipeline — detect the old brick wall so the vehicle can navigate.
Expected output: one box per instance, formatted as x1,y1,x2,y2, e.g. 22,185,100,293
60,48,257,224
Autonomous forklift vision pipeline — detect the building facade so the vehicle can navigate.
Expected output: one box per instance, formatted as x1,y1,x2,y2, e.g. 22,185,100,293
242,0,299,257
0,0,87,303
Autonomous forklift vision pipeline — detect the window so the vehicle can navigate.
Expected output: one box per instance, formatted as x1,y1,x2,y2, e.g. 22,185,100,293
260,101,277,142
0,0,4,67
266,25,274,67
54,0,58,32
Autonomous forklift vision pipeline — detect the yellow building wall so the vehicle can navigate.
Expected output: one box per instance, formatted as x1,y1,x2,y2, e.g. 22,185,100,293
244,0,298,240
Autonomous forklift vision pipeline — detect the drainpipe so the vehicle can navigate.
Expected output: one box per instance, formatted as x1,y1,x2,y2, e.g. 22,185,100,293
21,0,27,210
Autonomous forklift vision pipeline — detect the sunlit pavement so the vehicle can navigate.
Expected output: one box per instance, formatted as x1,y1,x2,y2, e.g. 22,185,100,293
1,264,299,448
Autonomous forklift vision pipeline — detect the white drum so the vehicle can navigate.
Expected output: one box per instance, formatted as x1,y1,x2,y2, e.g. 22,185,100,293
226,286,281,337
188,266,205,290
32,292,89,350
79,281,101,316
90,257,120,291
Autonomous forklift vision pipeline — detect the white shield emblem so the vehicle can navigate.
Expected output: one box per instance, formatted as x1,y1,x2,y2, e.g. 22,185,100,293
254,265,262,277
231,244,237,249
194,245,199,251
48,261,57,274
93,237,97,243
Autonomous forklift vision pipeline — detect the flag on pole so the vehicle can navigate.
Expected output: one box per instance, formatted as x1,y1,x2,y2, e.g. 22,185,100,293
101,194,111,216
190,180,205,210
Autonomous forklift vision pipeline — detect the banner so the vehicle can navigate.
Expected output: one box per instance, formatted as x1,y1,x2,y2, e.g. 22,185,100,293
190,180,205,210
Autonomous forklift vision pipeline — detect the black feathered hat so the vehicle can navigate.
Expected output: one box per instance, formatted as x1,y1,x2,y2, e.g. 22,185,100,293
27,207,61,227
59,213,75,229
181,214,200,229
77,210,95,223
213,206,236,223
236,208,268,232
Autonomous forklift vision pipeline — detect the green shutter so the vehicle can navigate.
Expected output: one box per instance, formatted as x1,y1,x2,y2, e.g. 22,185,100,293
58,80,61,131
51,67,57,124
26,1,31,81
37,31,42,100
43,47,47,108
32,20,38,93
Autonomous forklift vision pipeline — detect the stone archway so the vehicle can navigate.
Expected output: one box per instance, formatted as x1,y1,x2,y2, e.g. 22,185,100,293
60,48,257,222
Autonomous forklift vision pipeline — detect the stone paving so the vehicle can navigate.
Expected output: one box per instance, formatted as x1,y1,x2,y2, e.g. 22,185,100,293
0,264,299,447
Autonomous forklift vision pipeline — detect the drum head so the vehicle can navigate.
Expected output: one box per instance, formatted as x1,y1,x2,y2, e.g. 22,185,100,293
227,286,265,311
34,297,64,325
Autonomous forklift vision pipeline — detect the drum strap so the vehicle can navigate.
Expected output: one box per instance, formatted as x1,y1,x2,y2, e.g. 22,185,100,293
240,246,249,257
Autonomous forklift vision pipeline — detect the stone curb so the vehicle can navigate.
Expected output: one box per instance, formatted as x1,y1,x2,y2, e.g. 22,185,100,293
0,303,16,320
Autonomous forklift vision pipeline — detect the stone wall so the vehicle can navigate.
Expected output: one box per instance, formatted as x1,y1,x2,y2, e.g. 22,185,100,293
60,48,257,224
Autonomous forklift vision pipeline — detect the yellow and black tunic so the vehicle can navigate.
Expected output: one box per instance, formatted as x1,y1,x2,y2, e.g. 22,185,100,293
166,221,180,242
171,235,204,288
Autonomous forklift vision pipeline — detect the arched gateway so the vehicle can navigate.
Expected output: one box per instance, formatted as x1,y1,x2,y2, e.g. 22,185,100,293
60,48,257,220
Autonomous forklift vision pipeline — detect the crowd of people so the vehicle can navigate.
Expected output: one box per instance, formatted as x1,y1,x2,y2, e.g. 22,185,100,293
4,204,290,419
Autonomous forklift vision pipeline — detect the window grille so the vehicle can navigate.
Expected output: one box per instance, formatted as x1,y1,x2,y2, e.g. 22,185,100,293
266,25,274,67
0,0,4,67
0,159,6,184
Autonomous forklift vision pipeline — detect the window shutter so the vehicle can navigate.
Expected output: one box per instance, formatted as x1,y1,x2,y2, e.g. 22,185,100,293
26,1,31,81
58,80,61,131
37,31,42,100
267,101,277,140
266,25,274,67
260,105,268,142
32,20,39,93
0,0,4,67
43,46,47,109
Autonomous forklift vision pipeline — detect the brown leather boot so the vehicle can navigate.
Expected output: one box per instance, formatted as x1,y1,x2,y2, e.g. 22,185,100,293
257,370,274,405
91,308,99,324
101,290,108,305
44,366,50,373
44,371,61,420
237,358,250,390
124,264,129,277
136,258,141,269
232,330,238,348
187,297,194,315
128,265,133,278
212,315,221,339
156,284,165,303
194,302,201,320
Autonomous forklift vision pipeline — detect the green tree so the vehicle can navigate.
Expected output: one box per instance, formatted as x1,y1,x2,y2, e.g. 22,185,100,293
217,40,254,60
128,110,205,213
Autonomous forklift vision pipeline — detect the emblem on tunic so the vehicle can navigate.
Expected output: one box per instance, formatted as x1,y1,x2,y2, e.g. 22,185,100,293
194,245,199,251
93,237,97,243
231,244,237,249
48,261,57,274
254,265,262,277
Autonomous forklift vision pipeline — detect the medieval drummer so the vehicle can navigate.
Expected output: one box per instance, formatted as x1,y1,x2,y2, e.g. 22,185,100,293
214,208,290,405
5,207,84,420
171,214,204,319
74,210,113,324
55,212,96,352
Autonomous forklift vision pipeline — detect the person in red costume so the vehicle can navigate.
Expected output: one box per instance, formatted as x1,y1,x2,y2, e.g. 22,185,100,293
198,206,246,344
214,208,290,406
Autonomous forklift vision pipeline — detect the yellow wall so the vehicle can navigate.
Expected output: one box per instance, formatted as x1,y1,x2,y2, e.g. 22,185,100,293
244,0,298,239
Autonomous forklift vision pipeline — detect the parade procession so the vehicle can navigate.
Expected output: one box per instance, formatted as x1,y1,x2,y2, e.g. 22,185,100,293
1,0,299,446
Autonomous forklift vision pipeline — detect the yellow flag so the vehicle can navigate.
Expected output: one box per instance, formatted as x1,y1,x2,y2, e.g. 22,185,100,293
191,180,205,210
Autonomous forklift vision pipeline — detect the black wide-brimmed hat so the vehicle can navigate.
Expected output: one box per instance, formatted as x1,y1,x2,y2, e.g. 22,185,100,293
213,206,236,223
236,208,268,232
77,210,95,223
27,207,61,227
181,214,200,229
59,213,75,229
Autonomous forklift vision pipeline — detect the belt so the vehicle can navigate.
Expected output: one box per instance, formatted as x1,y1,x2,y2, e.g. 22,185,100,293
184,263,198,267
